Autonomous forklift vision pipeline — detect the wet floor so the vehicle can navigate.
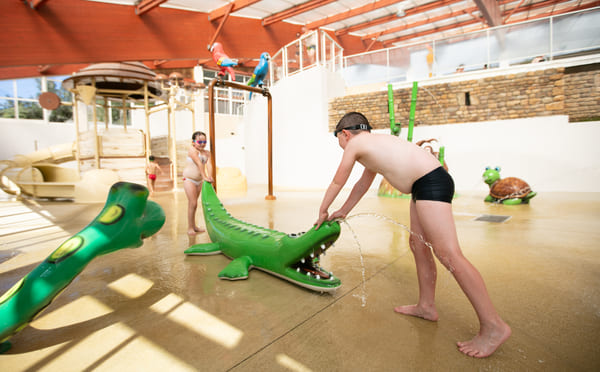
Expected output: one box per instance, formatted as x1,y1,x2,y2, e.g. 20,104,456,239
0,187,599,371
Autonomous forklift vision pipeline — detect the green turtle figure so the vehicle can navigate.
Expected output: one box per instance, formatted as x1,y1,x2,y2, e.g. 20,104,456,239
483,166,537,205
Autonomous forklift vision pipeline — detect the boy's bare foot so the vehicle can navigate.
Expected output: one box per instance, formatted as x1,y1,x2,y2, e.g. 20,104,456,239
457,321,511,358
394,304,439,321
187,229,198,235
194,227,206,233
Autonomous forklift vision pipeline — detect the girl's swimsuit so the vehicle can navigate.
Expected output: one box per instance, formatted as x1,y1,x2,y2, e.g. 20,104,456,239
411,166,454,204
182,151,208,185
148,174,157,180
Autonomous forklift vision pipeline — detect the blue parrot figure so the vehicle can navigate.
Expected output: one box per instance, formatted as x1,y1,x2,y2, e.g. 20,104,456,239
247,52,270,99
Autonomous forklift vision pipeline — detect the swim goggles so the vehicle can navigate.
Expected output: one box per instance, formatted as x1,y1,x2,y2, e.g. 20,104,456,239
333,123,372,137
195,140,207,144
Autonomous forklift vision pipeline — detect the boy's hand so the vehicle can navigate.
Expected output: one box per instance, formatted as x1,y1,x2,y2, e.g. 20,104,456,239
329,209,347,221
314,211,329,230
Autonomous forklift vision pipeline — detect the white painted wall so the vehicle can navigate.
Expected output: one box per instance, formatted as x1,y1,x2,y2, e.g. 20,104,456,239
1,66,599,193
0,118,75,160
406,116,600,192
243,66,356,190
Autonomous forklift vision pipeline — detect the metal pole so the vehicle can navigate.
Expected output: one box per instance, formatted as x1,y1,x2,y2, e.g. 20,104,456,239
92,77,100,169
265,90,275,200
144,82,151,165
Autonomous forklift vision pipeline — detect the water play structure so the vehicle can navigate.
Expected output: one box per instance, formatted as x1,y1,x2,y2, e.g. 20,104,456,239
483,166,537,204
185,182,342,292
0,62,205,201
0,182,165,353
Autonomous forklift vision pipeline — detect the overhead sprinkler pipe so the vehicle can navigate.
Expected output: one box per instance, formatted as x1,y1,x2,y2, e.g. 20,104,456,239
407,81,418,142
208,78,275,200
387,84,400,136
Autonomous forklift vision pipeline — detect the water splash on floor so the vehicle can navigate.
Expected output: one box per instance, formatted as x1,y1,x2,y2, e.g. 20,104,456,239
338,213,437,307
340,220,368,307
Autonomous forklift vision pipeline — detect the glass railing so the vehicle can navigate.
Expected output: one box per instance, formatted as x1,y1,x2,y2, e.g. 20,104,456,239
270,30,344,84
343,7,600,86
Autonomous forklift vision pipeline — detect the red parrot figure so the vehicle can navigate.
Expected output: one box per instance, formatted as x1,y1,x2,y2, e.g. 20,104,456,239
210,42,238,80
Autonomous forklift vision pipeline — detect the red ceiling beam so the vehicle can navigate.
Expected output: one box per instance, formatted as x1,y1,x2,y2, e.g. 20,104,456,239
0,0,369,79
379,0,595,47
336,14,398,37
472,0,503,27
262,0,337,27
208,2,235,49
305,0,403,30
135,0,168,16
504,0,600,24
209,0,262,21
26,0,49,9
306,0,464,30
503,0,527,23
362,4,482,40
383,18,481,46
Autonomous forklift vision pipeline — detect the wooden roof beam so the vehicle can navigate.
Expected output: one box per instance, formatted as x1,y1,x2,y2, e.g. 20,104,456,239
209,0,262,21
505,0,600,23
306,0,402,30
473,0,503,27
379,0,587,47
336,14,398,36
208,2,234,49
26,0,49,9
135,0,168,16
383,18,480,46
306,0,463,30
262,0,337,27
362,5,482,40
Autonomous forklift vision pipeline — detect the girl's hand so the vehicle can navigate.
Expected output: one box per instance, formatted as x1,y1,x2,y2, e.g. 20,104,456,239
314,211,329,230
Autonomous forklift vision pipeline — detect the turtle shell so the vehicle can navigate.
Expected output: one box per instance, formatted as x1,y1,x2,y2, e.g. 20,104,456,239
490,177,531,199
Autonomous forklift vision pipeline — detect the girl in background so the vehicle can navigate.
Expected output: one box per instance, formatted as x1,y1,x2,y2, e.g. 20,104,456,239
183,131,214,235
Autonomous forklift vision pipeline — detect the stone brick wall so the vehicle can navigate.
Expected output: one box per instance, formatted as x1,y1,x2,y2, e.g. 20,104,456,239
329,63,600,131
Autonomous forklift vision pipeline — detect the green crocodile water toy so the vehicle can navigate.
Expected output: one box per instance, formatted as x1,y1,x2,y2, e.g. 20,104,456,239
185,182,341,292
0,182,165,353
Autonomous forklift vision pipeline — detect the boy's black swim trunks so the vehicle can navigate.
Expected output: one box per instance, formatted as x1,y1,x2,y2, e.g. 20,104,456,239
411,166,454,203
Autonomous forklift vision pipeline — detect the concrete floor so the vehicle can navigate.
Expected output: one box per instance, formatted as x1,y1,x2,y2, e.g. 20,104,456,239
0,186,599,371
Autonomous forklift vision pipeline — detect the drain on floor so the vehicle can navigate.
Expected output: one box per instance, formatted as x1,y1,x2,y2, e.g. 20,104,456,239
473,214,512,223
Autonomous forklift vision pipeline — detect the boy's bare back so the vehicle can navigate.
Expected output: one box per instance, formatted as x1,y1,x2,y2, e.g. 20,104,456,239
347,133,441,193
146,162,161,175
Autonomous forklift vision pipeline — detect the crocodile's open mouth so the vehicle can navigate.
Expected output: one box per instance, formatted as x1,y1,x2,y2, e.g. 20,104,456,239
291,240,335,280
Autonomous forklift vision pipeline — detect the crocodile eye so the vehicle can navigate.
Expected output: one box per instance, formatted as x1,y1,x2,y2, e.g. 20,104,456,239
495,166,501,171
485,166,490,170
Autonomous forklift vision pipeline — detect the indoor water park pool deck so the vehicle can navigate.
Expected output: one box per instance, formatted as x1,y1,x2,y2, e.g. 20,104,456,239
0,187,598,371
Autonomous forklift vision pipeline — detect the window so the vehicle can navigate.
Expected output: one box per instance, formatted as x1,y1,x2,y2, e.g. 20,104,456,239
0,76,73,122
202,69,249,116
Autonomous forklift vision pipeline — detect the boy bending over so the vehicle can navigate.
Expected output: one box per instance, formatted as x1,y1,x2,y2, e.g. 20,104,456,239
315,112,511,358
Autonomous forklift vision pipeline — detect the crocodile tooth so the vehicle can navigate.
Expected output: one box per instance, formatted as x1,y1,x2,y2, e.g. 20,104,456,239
300,258,305,263
310,253,314,258
316,275,320,280
329,275,334,280
320,244,326,249
296,268,300,272
306,272,311,277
